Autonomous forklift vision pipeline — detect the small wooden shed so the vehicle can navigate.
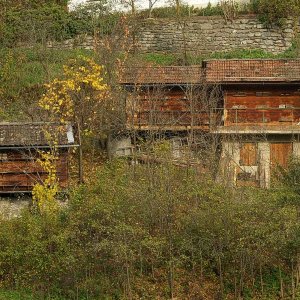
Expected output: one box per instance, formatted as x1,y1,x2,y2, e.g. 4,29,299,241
120,66,214,131
0,123,76,193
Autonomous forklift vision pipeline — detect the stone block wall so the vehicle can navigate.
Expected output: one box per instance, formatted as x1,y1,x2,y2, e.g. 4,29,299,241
136,16,296,55
46,35,95,50
46,16,298,55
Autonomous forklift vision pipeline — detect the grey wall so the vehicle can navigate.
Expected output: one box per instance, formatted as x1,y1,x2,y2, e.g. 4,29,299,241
136,16,295,55
47,16,297,55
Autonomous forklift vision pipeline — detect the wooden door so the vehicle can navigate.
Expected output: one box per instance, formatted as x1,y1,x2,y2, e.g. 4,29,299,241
240,143,257,166
270,143,292,169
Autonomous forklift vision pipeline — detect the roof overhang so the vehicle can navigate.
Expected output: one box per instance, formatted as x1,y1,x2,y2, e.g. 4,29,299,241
207,81,300,85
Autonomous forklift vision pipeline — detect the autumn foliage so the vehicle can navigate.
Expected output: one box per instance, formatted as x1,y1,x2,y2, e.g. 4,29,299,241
39,56,109,134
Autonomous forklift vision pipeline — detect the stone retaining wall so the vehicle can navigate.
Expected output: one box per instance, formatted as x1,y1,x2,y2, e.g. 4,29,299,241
136,16,296,54
47,16,298,55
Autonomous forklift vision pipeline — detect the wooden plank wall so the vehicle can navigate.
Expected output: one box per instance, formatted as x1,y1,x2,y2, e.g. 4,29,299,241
127,87,215,129
224,86,300,126
240,143,257,166
0,150,69,193
270,143,293,168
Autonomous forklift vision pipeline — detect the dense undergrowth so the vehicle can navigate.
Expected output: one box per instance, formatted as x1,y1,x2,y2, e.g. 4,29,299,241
0,160,299,299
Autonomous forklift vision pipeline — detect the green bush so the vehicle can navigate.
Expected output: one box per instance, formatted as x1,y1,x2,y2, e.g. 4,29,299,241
251,0,300,26
0,5,73,46
0,161,299,298
138,4,195,18
194,2,223,16
0,3,123,47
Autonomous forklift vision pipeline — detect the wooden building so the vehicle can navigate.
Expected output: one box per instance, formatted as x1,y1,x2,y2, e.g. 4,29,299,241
121,66,221,132
0,123,76,193
121,59,300,188
204,59,300,188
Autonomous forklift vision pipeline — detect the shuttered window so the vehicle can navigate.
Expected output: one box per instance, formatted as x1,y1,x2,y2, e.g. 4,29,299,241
240,143,257,166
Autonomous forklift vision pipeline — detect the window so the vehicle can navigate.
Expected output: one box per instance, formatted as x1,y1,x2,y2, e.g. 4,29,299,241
239,143,257,166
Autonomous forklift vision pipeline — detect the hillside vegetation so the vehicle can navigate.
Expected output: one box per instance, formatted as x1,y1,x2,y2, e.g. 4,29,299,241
0,161,300,299
1,0,300,299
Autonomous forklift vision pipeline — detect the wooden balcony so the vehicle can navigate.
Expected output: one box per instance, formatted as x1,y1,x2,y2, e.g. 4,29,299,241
126,107,300,133
212,107,300,134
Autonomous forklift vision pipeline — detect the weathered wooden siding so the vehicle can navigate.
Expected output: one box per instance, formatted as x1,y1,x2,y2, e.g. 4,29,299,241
270,142,293,168
240,143,257,166
127,87,215,130
0,150,69,193
224,86,300,126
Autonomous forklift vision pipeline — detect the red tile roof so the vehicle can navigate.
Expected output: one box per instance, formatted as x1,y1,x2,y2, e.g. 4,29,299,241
121,60,300,85
120,66,202,84
204,59,300,83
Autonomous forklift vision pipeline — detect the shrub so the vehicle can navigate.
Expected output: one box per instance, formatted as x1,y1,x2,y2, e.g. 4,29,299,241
0,161,299,298
251,0,300,26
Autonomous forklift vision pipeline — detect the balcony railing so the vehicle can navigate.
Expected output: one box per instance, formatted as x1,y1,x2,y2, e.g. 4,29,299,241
127,107,300,129
219,107,300,126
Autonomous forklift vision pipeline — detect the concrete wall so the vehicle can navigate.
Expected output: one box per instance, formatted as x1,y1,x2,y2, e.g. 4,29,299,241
219,141,240,186
0,198,30,218
258,142,270,189
107,136,133,158
47,16,297,55
220,141,268,188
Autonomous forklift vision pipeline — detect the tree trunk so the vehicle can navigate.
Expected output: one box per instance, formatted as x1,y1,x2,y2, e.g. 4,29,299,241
77,122,84,184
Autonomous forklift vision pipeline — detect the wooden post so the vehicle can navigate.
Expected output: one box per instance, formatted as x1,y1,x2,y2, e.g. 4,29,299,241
77,123,84,184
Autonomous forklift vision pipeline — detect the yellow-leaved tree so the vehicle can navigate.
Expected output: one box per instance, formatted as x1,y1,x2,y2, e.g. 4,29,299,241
39,56,109,135
33,56,109,211
32,151,59,214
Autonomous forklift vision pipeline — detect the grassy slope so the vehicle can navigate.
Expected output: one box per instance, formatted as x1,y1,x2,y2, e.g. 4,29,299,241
139,47,300,65
0,48,94,121
1,45,298,94
0,48,93,93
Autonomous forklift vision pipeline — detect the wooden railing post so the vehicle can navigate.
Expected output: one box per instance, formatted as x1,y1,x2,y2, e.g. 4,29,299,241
235,109,238,125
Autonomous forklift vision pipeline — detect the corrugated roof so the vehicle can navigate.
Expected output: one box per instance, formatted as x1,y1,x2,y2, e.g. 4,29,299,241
0,123,75,147
204,59,300,83
120,66,202,84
